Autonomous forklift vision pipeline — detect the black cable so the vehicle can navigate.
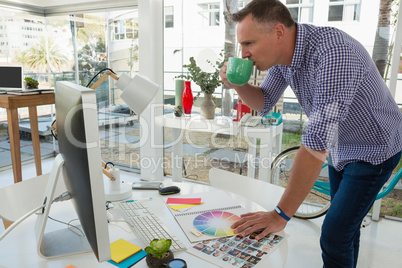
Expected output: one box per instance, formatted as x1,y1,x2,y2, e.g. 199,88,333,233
51,68,116,140
104,161,114,169
50,119,57,140
86,68,116,88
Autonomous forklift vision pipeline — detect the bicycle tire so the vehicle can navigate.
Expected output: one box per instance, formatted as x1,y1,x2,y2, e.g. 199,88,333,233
270,146,331,219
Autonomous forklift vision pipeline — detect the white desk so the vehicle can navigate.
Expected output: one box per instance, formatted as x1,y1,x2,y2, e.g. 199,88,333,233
157,114,283,182
0,180,288,267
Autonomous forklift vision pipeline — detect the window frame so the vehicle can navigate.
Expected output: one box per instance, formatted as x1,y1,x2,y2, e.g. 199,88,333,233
286,0,314,23
165,6,174,28
328,0,361,22
198,2,220,27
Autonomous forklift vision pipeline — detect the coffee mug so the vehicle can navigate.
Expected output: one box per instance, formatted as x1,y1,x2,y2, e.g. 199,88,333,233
226,57,253,86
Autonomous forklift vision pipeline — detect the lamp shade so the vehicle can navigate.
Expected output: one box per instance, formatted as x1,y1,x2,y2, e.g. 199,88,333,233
116,73,159,115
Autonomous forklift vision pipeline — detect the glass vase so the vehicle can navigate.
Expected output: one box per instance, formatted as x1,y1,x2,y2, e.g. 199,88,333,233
175,79,184,109
222,88,234,118
182,81,193,117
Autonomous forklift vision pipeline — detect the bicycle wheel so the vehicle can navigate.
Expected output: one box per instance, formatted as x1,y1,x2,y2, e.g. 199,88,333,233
271,146,331,219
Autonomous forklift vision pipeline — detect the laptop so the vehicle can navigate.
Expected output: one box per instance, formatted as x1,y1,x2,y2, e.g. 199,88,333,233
0,65,23,91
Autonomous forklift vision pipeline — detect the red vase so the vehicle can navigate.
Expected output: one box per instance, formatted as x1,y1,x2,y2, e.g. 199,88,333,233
182,81,193,116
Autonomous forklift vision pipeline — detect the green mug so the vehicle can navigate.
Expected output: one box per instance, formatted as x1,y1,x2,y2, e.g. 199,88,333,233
226,57,253,86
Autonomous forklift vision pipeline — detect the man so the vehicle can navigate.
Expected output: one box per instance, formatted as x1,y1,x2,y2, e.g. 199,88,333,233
220,0,402,267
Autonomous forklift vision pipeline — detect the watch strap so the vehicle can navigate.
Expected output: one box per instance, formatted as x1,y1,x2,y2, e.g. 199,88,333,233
275,206,290,221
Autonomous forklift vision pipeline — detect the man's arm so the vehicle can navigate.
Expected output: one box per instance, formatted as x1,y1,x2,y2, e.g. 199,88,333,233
231,145,328,239
220,62,265,111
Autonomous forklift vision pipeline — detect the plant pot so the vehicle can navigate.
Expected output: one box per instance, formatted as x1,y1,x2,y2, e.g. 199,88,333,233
145,249,174,268
200,93,215,119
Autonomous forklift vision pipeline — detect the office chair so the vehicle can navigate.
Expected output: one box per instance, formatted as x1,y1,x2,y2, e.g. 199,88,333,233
0,173,65,230
209,168,284,211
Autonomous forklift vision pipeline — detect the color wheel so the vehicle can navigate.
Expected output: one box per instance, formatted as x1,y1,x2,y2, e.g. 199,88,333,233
193,211,240,237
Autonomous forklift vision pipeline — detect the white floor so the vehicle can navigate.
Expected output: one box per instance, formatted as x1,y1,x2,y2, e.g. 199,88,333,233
1,157,401,267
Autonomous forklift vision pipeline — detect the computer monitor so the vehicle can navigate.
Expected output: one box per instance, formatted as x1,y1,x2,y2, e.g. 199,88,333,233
0,65,23,90
34,81,111,261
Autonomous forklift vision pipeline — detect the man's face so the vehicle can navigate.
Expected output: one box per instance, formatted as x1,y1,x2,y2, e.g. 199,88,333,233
237,14,280,71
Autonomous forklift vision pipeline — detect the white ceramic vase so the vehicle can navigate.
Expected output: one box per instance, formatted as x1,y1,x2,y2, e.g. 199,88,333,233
200,93,215,119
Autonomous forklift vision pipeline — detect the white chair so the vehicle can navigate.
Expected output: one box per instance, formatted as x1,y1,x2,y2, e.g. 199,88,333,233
209,168,285,211
0,173,66,229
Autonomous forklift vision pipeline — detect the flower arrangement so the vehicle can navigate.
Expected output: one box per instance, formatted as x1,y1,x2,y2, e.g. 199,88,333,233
176,51,226,96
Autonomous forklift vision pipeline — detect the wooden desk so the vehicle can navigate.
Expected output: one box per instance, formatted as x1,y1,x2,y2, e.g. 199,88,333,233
0,93,55,183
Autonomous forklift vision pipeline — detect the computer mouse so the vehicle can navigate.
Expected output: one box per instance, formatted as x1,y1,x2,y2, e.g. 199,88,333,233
158,186,181,195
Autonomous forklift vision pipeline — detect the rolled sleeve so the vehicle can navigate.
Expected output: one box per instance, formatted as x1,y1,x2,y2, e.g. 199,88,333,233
302,101,348,151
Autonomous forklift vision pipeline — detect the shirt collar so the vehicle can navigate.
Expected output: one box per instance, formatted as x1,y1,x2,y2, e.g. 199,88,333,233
289,23,306,70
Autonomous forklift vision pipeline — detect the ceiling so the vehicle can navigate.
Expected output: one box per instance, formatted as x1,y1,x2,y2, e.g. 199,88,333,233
0,0,138,15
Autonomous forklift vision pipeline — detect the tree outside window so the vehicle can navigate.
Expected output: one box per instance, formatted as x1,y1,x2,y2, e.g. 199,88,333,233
328,0,361,22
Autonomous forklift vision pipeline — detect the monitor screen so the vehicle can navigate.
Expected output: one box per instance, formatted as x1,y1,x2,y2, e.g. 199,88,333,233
0,65,23,89
52,81,110,261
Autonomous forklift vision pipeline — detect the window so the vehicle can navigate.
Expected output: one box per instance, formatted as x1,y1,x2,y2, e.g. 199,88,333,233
111,19,136,40
199,3,220,26
286,0,314,23
113,20,125,40
328,0,361,22
165,6,174,28
0,7,145,174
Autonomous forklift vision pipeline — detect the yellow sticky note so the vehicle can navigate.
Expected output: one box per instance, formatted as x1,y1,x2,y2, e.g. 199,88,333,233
110,238,142,263
168,202,204,211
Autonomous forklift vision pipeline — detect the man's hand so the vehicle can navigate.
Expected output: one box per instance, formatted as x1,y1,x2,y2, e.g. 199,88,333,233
220,61,265,111
220,61,236,88
231,211,287,240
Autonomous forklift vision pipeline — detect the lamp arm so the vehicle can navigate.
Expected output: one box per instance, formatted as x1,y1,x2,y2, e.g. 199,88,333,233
90,72,119,90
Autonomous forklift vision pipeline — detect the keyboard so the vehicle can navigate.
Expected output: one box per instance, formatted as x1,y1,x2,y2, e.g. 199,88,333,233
114,201,187,252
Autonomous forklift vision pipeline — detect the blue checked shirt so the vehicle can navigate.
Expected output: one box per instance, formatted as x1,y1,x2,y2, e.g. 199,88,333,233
259,23,402,171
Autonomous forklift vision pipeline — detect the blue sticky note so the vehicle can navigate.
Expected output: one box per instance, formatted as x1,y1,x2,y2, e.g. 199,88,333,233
108,250,147,268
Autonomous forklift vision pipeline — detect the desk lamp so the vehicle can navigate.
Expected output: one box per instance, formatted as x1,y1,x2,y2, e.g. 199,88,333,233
51,70,159,201
93,70,159,201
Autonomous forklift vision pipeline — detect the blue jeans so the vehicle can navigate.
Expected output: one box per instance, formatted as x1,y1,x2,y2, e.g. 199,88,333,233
320,151,401,268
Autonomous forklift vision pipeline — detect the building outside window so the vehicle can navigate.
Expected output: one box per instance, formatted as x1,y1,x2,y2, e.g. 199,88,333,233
199,2,220,26
112,20,125,40
285,0,314,23
165,6,174,28
328,0,361,22
111,19,136,40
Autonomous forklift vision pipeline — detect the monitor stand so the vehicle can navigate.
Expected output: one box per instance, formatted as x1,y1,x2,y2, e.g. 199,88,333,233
34,154,92,259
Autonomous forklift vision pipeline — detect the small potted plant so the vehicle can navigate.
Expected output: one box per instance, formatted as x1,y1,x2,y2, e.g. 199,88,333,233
25,77,39,89
145,238,174,268
174,105,183,117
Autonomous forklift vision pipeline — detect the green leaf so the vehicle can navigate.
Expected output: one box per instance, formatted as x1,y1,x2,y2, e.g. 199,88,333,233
175,50,228,94
144,238,172,258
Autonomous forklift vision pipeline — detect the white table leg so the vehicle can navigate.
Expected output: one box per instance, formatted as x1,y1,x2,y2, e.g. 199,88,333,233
371,198,382,221
258,134,272,182
247,137,257,179
171,128,183,182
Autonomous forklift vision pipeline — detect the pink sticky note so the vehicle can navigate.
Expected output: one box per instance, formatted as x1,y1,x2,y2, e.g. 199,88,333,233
166,197,202,204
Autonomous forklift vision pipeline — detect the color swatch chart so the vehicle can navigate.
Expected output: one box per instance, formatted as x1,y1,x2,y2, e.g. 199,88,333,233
193,211,240,237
